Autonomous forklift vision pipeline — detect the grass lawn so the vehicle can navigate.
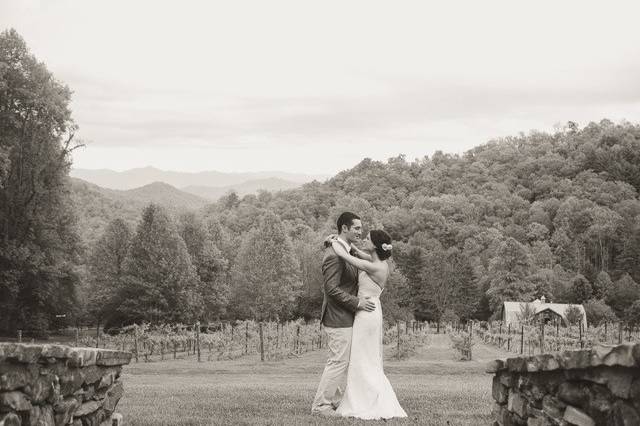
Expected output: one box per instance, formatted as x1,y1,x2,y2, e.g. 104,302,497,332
117,334,509,425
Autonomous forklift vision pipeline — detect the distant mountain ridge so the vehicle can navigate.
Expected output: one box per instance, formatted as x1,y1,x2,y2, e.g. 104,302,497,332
71,166,329,190
182,177,302,200
68,177,211,248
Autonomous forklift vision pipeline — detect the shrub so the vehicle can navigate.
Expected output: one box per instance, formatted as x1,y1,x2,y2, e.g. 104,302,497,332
583,299,617,326
625,300,640,327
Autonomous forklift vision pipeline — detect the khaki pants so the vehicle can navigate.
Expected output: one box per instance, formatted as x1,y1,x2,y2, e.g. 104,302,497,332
311,326,353,412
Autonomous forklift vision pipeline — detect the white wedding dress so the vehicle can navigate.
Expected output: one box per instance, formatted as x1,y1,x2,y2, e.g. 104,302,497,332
336,271,408,420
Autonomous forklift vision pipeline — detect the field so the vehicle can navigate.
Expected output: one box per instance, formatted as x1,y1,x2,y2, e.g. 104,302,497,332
117,334,509,425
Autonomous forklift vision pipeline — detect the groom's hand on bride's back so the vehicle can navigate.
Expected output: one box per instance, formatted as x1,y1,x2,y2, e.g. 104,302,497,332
357,297,376,312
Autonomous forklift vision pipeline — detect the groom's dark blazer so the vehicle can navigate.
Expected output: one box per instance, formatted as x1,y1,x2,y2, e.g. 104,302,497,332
320,246,360,328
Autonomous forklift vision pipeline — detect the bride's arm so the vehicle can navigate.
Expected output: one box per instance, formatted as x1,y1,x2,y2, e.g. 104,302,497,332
331,240,379,275
350,245,372,261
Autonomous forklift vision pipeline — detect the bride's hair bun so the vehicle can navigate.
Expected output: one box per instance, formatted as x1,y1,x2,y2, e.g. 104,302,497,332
370,229,392,260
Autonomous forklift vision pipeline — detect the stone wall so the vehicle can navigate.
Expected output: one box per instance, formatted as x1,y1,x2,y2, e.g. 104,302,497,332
0,343,131,426
487,343,640,425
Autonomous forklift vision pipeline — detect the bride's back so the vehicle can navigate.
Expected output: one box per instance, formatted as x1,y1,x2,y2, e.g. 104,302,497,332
357,271,384,298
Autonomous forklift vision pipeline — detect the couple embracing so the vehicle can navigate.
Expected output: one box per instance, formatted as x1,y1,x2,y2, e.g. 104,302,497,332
311,212,407,420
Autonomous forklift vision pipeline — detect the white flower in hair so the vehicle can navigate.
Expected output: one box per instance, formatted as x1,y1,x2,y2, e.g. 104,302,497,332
381,243,392,251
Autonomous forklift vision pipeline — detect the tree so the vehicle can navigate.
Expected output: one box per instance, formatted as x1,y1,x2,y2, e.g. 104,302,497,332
593,270,614,299
486,238,535,312
565,305,583,326
606,274,640,318
231,212,302,321
0,29,83,335
448,249,479,321
516,303,536,325
625,300,640,328
417,244,451,322
178,212,230,321
582,299,617,326
291,231,325,320
114,204,201,325
380,267,414,323
570,274,593,304
87,218,132,327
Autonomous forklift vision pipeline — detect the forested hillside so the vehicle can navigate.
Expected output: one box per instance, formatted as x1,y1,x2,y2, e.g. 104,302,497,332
81,119,640,331
200,120,640,322
69,178,210,249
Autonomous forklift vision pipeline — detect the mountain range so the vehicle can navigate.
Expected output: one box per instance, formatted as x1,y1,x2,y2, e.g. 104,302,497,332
70,167,329,194
67,167,330,249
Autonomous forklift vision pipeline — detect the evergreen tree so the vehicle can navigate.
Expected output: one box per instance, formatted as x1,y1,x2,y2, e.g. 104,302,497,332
115,204,201,325
486,238,535,312
447,249,479,321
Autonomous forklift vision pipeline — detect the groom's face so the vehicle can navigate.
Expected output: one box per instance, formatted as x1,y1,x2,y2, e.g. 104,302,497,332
342,219,362,244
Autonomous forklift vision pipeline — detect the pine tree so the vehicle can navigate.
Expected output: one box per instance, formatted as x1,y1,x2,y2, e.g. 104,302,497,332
116,204,201,325
486,237,535,312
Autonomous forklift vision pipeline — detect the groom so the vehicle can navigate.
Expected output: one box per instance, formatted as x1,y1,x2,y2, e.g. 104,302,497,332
311,211,376,416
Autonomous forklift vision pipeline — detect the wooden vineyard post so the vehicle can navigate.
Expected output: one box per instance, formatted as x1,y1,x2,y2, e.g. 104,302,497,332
396,321,401,360
259,322,265,362
619,323,623,344
520,325,524,354
195,322,201,362
498,323,502,348
579,320,584,349
296,325,301,355
134,330,139,363
230,324,234,354
468,322,473,360
245,322,249,355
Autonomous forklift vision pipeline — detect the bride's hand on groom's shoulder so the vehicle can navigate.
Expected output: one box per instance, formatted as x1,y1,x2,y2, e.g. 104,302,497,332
323,234,338,248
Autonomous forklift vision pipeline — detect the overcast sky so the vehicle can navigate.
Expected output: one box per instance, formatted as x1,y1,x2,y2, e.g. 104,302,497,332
2,0,640,175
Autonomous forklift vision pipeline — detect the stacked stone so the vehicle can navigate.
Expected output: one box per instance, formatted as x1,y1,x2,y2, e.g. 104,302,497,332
0,343,131,426
487,343,640,426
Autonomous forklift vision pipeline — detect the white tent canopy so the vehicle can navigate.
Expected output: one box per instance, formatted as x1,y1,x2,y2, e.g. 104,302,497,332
501,298,587,327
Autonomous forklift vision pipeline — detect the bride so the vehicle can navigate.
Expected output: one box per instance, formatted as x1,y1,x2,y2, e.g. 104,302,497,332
329,229,407,420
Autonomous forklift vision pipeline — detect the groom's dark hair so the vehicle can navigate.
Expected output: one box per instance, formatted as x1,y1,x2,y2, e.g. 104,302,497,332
337,212,360,233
